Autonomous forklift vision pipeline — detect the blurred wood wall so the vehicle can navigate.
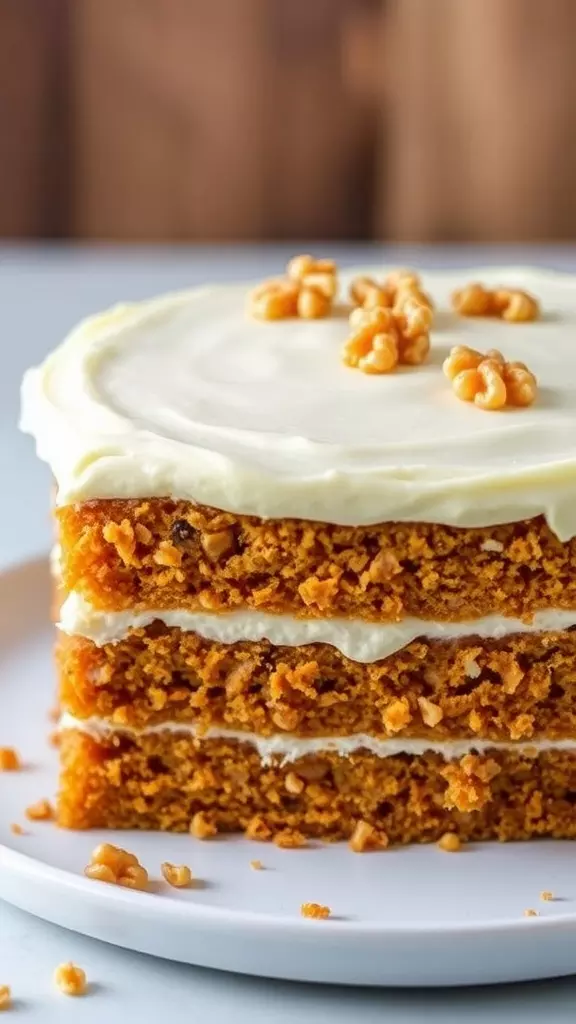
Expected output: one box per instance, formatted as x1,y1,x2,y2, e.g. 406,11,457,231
1,0,576,242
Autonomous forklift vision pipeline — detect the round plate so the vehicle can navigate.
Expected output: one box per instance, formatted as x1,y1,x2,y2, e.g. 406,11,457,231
2,560,576,987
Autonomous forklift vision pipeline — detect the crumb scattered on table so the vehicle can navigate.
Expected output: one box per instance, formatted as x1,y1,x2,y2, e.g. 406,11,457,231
540,890,554,901
161,862,193,888
54,963,87,996
10,823,25,836
0,985,11,1011
189,811,217,840
25,799,53,821
524,908,539,917
300,902,331,920
250,859,264,871
0,748,20,772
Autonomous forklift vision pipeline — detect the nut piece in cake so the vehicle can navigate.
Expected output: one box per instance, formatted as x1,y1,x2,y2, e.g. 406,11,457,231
349,819,389,853
452,282,539,322
84,842,149,891
54,963,87,996
300,902,331,919
443,345,537,409
249,254,337,320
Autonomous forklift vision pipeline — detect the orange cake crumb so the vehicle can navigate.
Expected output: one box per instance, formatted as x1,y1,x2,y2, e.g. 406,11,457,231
0,748,20,771
524,909,539,918
161,862,193,888
54,963,87,996
301,902,331,920
0,986,11,1011
250,859,264,871
84,842,148,891
273,829,307,849
10,824,25,836
437,832,462,853
25,799,53,821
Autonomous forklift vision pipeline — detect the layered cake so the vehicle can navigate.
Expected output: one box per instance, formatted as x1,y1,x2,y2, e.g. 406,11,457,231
20,260,576,846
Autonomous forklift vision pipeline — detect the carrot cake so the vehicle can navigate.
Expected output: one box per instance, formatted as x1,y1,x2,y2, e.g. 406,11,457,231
20,261,576,845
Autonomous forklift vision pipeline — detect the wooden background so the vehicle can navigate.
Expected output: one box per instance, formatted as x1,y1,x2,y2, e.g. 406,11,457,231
1,0,576,242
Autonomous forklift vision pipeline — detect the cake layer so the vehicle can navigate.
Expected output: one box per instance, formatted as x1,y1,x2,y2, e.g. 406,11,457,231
60,589,576,661
57,726,576,842
58,626,576,741
20,269,576,539
57,500,576,622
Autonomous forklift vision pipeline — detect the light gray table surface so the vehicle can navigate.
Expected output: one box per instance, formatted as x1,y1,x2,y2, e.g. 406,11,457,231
1,242,576,1022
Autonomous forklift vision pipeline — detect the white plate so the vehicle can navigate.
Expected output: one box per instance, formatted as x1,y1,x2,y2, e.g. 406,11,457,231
2,559,576,987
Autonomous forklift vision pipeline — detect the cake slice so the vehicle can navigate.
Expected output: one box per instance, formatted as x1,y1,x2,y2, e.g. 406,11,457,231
20,261,576,845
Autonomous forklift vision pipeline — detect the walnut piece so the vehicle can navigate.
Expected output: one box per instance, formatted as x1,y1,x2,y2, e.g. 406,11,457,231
452,282,539,322
249,254,337,320
189,811,218,840
418,696,444,728
84,842,149,891
349,819,389,853
161,862,193,888
382,697,412,734
343,302,430,376
443,345,537,410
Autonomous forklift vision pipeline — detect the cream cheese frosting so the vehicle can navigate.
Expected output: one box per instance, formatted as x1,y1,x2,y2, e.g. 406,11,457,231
58,712,576,767
59,591,576,662
20,267,576,537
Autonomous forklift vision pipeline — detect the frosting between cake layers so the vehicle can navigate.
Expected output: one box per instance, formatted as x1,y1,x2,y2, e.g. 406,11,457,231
20,267,576,537
59,591,576,663
58,712,576,766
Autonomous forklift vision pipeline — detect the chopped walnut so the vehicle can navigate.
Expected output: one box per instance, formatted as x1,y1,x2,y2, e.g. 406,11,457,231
84,842,149,891
102,519,140,567
298,574,340,610
349,819,389,853
523,908,539,918
249,255,337,320
443,345,537,410
540,890,554,901
200,528,235,561
343,301,430,376
161,862,193,888
153,540,183,568
481,538,504,553
285,772,305,795
418,696,444,728
452,283,540,322
25,798,53,821
250,859,264,870
0,747,20,771
437,831,461,853
362,549,402,584
382,697,412,734
53,963,87,996
441,754,500,813
300,902,331,920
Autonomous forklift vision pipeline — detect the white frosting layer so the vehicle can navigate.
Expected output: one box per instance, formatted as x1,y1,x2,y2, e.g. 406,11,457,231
20,267,576,538
59,591,576,662
58,712,576,766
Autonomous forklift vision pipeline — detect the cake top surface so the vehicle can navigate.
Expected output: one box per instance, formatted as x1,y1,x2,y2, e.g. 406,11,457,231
20,266,576,537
